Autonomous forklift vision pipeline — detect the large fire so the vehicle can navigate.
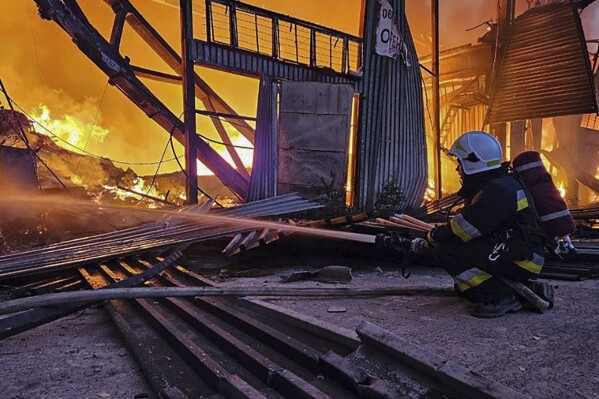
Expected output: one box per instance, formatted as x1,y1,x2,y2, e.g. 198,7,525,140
196,124,254,176
17,101,255,208
29,103,253,177
30,104,109,153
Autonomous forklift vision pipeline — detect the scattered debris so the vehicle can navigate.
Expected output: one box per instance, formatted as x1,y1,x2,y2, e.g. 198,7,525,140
282,266,354,283
327,306,348,313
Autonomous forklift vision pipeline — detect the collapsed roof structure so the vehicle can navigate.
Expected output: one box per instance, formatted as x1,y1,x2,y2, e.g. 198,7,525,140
33,0,427,210
420,0,598,202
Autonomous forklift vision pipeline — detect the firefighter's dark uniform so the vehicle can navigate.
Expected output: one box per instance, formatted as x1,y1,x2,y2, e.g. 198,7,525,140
431,173,546,303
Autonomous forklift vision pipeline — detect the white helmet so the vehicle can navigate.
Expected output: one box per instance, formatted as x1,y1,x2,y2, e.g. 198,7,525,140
448,131,503,175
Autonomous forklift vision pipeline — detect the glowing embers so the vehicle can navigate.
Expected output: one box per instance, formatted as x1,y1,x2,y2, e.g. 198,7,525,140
423,179,436,203
102,177,161,208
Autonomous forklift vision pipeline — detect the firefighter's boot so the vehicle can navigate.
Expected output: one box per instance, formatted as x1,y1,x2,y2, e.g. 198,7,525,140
471,294,522,318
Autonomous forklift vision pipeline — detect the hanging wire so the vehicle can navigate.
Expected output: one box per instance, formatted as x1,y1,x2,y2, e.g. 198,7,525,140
0,79,69,192
74,81,109,174
197,132,254,150
167,118,223,207
10,99,184,166
26,3,45,89
131,123,174,207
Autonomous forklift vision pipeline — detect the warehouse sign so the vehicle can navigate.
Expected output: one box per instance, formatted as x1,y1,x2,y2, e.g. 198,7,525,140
375,0,403,59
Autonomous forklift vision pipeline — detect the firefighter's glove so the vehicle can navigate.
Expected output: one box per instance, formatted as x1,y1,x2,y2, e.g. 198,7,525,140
426,229,436,245
427,225,452,245
410,237,430,255
375,233,411,253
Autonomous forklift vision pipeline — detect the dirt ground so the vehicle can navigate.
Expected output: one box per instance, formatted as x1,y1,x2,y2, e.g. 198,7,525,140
1,237,598,399
0,303,155,399
219,266,599,399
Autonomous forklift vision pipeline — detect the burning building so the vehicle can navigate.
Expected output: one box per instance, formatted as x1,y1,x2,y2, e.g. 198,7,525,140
419,0,599,205
6,0,426,214
1,0,598,212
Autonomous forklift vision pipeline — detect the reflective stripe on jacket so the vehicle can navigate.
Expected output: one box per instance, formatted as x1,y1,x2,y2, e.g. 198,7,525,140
445,175,544,274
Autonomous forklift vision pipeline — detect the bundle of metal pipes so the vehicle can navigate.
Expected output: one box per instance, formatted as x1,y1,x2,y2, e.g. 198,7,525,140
0,194,321,282
413,193,462,220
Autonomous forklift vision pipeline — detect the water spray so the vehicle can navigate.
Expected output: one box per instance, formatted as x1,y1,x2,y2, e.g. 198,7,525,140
0,194,377,245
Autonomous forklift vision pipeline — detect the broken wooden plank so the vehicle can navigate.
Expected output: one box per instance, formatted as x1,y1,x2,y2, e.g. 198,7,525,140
0,250,184,339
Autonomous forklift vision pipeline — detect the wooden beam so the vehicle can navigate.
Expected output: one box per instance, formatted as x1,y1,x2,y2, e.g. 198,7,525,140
132,65,182,84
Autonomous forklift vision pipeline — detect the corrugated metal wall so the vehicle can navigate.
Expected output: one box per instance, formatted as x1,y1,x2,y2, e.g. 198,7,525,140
247,76,278,201
487,3,598,123
355,0,427,210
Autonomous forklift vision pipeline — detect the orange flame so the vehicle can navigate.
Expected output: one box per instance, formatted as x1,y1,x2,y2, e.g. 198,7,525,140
30,104,108,153
103,177,161,208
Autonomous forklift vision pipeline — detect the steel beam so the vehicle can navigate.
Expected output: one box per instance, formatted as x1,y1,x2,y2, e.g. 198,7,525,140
192,40,358,84
35,0,249,199
181,0,199,204
432,0,441,199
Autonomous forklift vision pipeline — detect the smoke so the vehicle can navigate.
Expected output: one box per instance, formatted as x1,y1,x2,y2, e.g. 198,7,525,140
406,0,493,54
0,0,259,177
407,1,599,56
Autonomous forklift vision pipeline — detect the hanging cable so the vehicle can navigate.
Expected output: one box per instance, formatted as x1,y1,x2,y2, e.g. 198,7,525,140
196,131,254,150
168,124,223,208
9,99,184,166
74,81,109,174
26,3,45,89
131,125,173,207
0,79,69,192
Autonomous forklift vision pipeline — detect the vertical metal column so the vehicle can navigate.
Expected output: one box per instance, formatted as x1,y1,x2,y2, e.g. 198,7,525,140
229,0,238,48
205,0,212,42
432,0,441,199
180,0,199,204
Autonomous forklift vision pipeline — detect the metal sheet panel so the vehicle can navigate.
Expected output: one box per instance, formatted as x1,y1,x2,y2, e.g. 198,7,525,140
279,115,349,150
248,76,278,201
278,81,353,196
278,150,347,190
355,0,427,210
487,3,598,123
419,44,492,81
0,146,39,193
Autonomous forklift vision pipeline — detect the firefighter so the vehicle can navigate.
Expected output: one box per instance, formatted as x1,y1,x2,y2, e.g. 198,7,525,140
422,131,554,318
